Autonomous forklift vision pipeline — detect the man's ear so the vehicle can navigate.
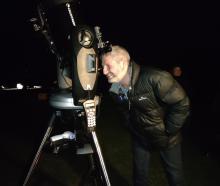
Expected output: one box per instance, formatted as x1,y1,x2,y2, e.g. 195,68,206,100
119,61,124,70
119,57,125,70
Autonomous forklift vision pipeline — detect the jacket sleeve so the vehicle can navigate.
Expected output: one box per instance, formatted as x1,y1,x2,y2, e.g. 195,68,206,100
154,71,190,135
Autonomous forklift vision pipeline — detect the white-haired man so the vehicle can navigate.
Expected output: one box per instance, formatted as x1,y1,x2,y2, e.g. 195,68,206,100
101,45,190,186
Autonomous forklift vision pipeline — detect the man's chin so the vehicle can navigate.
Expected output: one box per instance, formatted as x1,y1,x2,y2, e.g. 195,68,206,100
108,79,114,83
107,78,118,83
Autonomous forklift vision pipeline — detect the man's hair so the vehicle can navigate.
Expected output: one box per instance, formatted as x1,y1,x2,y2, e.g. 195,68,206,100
102,45,130,63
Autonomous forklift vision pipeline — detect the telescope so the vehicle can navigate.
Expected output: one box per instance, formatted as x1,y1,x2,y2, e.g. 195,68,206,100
23,0,112,185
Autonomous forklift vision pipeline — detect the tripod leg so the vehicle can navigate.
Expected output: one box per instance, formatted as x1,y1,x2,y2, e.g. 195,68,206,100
23,112,56,186
91,131,111,186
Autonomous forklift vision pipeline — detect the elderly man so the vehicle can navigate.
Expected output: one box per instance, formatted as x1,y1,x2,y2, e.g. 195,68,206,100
101,45,190,186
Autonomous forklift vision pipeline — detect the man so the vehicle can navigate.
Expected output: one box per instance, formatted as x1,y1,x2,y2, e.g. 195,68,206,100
101,45,190,186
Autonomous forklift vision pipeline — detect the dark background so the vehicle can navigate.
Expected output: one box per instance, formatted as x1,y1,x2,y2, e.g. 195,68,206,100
0,0,219,96
0,0,220,185
1,0,219,80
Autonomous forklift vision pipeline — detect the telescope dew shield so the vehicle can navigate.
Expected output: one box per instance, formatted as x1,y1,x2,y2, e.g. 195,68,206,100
70,26,98,105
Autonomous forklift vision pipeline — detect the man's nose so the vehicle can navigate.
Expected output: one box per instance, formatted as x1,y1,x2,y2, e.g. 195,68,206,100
103,66,108,75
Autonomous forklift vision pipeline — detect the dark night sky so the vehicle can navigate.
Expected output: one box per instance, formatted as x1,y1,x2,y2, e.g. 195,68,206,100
0,0,219,88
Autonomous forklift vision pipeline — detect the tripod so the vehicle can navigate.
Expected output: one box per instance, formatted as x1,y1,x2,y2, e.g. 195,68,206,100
22,90,111,186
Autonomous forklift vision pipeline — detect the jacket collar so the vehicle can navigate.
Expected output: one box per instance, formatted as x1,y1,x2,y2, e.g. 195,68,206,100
131,61,140,88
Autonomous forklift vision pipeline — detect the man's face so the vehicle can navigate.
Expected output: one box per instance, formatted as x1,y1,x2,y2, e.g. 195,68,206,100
102,55,125,83
173,66,182,77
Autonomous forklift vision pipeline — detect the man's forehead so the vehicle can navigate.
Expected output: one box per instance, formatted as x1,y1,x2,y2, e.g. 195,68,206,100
102,55,113,62
101,56,116,66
